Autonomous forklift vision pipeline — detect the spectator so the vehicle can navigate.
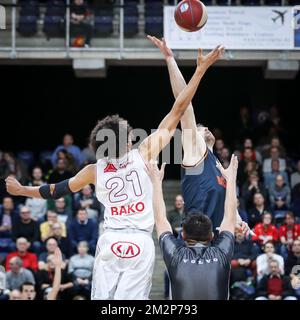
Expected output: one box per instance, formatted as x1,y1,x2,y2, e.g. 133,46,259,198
285,239,300,276
238,149,261,186
292,183,300,219
220,147,231,169
5,238,38,272
25,167,47,221
12,207,40,253
261,136,286,160
20,282,36,300
166,194,184,238
28,166,45,187
263,159,289,191
214,138,225,159
2,152,28,185
51,222,72,259
279,212,300,259
38,238,66,270
252,212,279,247
236,106,253,140
37,253,73,300
68,208,98,254
256,242,284,282
40,211,67,242
81,141,96,165
237,198,248,223
248,193,270,229
239,138,262,164
53,198,73,225
0,150,10,181
6,257,35,291
68,241,94,298
291,160,300,189
9,289,22,300
255,260,296,300
263,147,286,174
0,197,18,255
51,134,83,168
231,229,258,284
70,0,93,47
269,174,291,220
48,158,73,184
241,172,266,210
73,185,101,222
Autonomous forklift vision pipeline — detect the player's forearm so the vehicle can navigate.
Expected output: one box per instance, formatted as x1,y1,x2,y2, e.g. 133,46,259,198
224,177,237,226
173,67,205,116
166,57,187,99
19,185,44,199
166,58,197,130
47,266,61,300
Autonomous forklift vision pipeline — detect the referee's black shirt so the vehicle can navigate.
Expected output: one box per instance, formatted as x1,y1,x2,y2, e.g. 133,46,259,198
159,231,235,300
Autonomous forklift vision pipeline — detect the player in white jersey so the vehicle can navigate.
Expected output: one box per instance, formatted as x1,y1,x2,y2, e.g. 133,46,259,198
5,46,225,300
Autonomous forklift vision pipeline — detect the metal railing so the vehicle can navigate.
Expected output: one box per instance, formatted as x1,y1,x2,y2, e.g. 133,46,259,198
0,0,288,56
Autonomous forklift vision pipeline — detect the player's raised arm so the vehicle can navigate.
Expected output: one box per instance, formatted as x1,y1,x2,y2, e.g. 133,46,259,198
147,161,172,239
5,164,96,199
146,36,224,164
219,155,238,235
140,46,219,162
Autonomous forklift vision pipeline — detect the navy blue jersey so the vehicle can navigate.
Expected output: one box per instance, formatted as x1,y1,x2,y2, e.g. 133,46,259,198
181,149,227,229
159,231,234,300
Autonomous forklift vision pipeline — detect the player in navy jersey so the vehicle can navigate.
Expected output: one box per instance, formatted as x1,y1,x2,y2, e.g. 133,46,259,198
147,155,238,300
148,36,249,233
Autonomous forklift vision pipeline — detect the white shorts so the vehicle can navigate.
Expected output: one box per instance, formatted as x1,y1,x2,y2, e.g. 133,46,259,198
91,229,155,300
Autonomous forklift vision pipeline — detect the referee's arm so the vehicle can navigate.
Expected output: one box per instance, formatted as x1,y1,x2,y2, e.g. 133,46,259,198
147,161,172,239
219,155,239,235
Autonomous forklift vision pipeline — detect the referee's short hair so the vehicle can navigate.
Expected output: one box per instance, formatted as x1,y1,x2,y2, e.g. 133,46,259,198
182,213,213,242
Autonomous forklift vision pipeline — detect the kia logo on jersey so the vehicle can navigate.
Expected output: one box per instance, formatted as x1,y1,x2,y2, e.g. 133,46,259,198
111,241,141,259
104,163,117,173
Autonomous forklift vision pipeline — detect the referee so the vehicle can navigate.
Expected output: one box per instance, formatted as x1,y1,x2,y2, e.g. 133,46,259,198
148,155,238,300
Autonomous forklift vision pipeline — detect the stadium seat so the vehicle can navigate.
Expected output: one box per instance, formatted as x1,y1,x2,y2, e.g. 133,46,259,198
94,7,114,36
124,3,139,37
240,0,260,4
264,0,282,5
17,151,35,168
145,2,163,37
17,0,39,36
43,1,66,39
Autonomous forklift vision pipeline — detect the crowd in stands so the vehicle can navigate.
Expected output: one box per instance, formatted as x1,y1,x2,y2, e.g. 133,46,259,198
165,105,300,300
0,133,102,300
1,105,300,300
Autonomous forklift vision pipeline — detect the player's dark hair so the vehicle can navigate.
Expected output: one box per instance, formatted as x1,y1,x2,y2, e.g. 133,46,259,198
20,282,35,292
182,213,213,242
89,114,133,159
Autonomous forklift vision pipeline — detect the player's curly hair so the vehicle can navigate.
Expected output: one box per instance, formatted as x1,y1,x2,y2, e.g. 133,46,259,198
182,213,213,242
89,114,133,159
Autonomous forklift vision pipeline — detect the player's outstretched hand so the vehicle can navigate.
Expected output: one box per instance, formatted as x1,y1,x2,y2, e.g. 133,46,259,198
197,45,225,70
216,154,238,182
147,160,166,184
147,35,174,60
5,176,23,196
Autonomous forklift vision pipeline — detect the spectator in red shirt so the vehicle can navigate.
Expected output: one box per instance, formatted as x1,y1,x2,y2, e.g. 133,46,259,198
279,211,300,259
5,237,38,272
255,260,296,300
252,212,279,248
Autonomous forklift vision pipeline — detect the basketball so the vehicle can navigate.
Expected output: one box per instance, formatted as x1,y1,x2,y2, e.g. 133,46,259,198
174,0,208,32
